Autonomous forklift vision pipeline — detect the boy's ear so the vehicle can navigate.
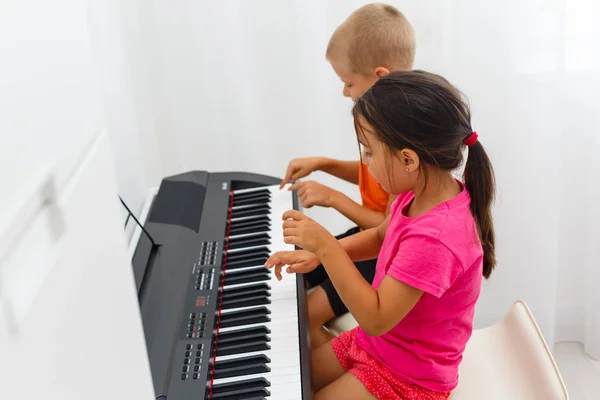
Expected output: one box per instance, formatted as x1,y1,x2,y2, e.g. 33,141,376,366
374,67,390,78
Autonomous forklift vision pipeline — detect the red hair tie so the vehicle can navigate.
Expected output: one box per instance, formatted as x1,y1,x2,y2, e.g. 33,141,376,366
464,131,478,147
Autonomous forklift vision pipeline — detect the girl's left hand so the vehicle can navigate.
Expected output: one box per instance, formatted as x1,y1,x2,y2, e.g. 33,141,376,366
282,210,336,254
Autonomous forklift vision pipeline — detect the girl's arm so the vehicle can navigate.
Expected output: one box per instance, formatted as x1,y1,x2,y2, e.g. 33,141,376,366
280,211,422,336
265,214,389,280
318,240,423,336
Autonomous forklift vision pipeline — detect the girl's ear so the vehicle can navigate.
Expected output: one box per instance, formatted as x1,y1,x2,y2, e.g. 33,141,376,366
400,149,419,172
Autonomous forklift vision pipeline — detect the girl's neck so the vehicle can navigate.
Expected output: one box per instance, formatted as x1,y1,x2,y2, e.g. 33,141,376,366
407,171,461,217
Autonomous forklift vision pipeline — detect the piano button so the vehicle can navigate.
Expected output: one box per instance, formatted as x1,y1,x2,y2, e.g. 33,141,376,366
196,350,203,357
193,373,199,380
221,295,271,310
184,359,190,365
195,358,201,364
181,373,186,380
185,351,191,357
216,340,270,357
194,365,200,372
186,344,192,350
182,366,188,373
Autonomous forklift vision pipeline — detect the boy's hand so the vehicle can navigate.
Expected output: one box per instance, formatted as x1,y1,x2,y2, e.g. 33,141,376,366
280,157,324,188
264,250,320,281
281,210,336,255
289,180,338,209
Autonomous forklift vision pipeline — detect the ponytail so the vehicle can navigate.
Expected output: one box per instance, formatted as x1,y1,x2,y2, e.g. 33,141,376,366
463,141,496,279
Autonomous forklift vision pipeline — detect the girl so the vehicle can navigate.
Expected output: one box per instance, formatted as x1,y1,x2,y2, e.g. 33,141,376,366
266,70,496,399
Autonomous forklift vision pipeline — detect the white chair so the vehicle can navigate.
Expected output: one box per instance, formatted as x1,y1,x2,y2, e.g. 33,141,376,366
325,300,569,399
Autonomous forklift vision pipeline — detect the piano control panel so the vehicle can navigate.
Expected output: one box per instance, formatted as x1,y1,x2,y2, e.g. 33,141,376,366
131,171,311,400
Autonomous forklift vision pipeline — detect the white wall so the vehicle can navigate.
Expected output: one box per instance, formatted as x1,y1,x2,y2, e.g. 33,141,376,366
0,0,155,398
126,0,592,346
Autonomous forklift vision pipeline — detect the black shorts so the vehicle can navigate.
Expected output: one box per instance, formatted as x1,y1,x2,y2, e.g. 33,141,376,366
303,226,377,317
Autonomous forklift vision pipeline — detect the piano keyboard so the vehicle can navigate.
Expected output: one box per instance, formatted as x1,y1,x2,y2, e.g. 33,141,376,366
209,186,301,399
129,171,311,400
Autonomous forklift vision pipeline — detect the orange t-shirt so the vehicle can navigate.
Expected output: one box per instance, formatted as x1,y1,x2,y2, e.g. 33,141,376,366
358,163,389,213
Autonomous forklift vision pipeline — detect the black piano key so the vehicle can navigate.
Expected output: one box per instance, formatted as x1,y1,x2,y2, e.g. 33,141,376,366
228,223,270,236
227,237,271,250
224,268,271,286
227,232,270,245
219,306,271,328
232,189,270,201
228,215,270,230
213,362,270,380
216,339,270,357
222,286,270,301
226,256,270,270
231,205,271,219
210,377,270,400
226,246,270,261
216,326,271,340
214,354,271,369
217,331,270,346
222,282,270,296
233,194,271,208
221,295,271,310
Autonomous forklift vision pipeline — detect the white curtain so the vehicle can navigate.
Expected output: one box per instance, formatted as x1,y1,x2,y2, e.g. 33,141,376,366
110,0,600,358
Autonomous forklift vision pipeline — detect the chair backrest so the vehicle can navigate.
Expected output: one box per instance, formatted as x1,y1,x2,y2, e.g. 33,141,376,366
449,300,569,400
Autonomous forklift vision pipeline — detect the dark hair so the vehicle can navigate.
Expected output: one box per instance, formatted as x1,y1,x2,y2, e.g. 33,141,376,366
352,70,496,278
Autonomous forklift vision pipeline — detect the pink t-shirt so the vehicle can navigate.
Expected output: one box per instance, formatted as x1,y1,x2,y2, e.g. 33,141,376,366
355,182,483,392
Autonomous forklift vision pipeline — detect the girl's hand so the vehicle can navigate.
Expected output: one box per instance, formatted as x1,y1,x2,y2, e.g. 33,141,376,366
281,210,336,254
280,157,324,188
264,250,320,280
288,180,339,209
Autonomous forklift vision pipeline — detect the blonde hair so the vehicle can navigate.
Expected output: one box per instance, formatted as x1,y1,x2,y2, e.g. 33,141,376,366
326,3,416,74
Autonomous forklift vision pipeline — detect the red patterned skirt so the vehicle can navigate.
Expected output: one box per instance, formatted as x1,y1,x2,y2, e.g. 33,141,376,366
331,328,451,400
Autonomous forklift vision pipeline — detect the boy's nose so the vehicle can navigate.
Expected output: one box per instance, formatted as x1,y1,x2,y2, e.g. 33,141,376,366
343,86,350,98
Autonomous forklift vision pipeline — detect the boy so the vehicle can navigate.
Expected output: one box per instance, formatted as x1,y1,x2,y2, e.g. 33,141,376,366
279,3,416,347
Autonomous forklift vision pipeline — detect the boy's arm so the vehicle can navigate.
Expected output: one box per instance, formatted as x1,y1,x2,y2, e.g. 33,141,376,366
329,191,386,229
280,157,359,187
319,158,360,184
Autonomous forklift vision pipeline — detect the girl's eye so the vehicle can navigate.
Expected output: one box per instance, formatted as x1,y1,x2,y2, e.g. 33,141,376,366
346,83,353,88
364,151,372,158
